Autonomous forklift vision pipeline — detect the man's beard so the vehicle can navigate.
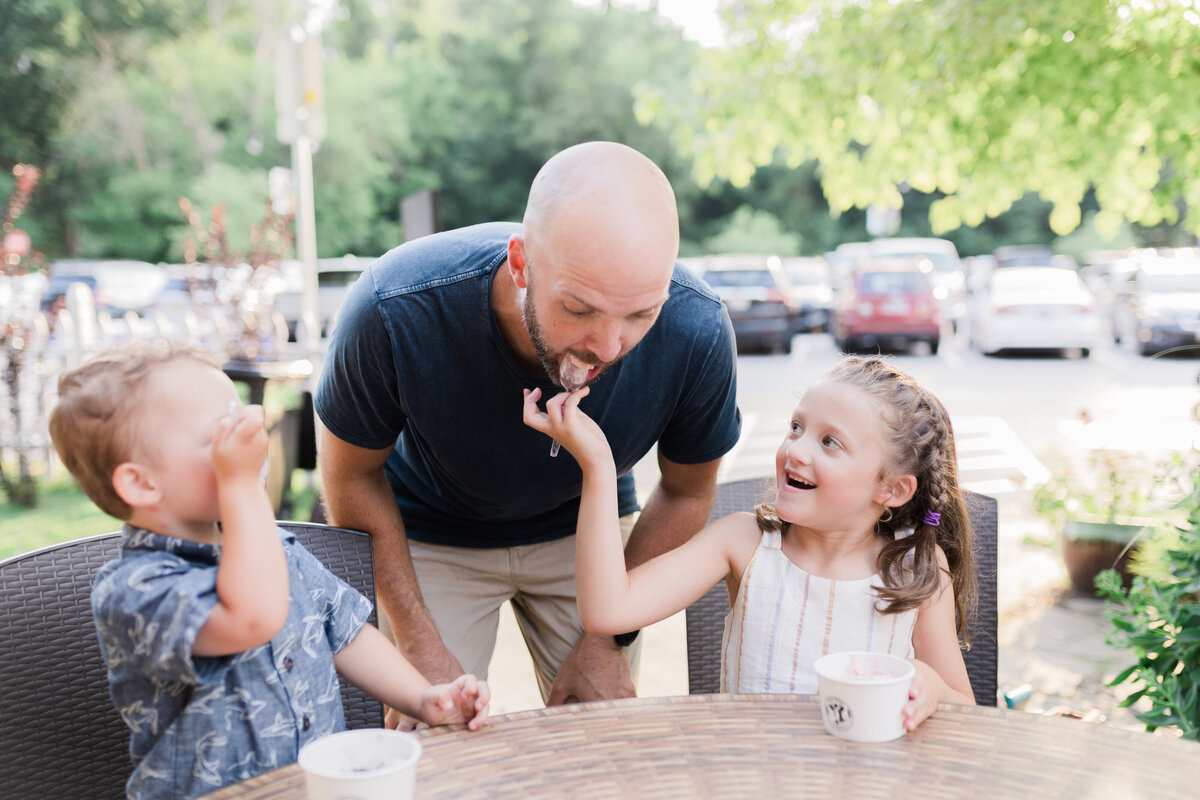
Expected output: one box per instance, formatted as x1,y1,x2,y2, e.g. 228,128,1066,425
521,285,618,391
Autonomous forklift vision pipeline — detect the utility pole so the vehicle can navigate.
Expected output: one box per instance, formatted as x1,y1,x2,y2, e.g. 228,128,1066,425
274,23,325,353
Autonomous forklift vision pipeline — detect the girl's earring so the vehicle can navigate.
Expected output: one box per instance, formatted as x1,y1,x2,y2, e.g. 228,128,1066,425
879,508,893,524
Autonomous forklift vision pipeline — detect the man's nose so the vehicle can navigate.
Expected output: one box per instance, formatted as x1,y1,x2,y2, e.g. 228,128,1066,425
586,319,624,363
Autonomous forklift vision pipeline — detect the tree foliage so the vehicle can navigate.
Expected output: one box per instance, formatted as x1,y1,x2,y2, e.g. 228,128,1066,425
653,0,1200,236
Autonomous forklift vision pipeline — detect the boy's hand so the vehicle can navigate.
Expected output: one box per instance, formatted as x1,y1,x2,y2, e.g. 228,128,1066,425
521,387,611,470
418,674,490,731
212,404,269,483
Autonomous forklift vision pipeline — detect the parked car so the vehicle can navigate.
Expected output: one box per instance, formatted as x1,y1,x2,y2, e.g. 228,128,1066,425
969,266,1101,357
1111,257,1200,355
832,257,941,355
840,237,967,332
694,254,795,354
40,259,165,317
780,256,833,333
275,255,374,341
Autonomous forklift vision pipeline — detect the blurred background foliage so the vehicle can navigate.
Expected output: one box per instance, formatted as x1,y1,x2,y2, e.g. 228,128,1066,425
1,0,1196,264
661,0,1200,241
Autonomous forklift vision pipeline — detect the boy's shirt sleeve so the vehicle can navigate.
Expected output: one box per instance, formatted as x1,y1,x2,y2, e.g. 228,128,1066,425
92,554,231,687
289,541,374,654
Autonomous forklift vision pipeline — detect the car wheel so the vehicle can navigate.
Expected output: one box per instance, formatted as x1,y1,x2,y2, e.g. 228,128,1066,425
1079,348,1090,359
928,338,940,355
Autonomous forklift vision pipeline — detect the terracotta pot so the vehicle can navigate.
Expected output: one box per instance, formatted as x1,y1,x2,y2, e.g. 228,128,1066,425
1059,520,1147,595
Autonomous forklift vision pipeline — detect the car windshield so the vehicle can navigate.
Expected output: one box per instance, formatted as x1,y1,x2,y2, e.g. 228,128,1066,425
993,268,1081,292
1144,272,1200,293
871,248,959,273
785,267,827,286
703,270,774,289
859,271,929,292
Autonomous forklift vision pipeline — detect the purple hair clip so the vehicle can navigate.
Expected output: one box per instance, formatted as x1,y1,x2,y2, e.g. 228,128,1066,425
923,510,941,527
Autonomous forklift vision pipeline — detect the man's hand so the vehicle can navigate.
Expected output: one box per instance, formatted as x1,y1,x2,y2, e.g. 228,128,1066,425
386,634,466,730
546,632,636,706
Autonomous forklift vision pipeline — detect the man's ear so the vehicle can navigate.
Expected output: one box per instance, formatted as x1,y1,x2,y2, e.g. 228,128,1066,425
112,462,161,510
879,474,918,510
507,234,529,290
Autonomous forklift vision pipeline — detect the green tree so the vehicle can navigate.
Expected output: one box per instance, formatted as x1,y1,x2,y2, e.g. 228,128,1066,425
701,205,801,255
647,0,1200,237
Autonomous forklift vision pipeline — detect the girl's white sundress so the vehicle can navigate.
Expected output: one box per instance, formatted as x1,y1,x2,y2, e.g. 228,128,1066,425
720,530,918,694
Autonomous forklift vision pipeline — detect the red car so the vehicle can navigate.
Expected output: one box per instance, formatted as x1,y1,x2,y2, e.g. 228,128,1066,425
832,257,941,355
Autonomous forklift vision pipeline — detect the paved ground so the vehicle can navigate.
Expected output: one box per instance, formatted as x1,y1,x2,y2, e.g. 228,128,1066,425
482,502,1150,732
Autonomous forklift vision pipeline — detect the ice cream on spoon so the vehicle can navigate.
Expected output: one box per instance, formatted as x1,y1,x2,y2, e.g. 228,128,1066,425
549,354,596,457
557,353,593,392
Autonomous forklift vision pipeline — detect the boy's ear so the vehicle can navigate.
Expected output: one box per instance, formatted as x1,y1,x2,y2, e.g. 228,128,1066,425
878,474,918,509
112,462,161,510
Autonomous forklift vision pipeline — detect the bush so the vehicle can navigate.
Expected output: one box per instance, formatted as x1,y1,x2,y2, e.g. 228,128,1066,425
1098,463,1200,740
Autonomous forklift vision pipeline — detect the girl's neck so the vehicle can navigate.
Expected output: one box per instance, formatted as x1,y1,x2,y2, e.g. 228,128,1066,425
781,523,883,581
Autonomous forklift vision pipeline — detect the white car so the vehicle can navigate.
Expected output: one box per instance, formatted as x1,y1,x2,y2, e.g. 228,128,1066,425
275,255,374,341
1111,257,1200,355
970,266,1102,357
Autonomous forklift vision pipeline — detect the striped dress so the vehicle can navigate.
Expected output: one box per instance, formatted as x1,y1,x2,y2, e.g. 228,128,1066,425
720,530,918,694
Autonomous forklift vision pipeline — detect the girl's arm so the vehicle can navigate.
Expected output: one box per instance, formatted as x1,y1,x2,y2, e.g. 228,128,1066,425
194,406,289,656
334,624,489,730
522,388,745,633
905,545,975,730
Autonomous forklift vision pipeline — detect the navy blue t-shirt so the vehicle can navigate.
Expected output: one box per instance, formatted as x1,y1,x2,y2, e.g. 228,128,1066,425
315,222,741,548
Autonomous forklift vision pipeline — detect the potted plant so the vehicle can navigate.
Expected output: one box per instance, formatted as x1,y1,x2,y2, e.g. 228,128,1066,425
1033,449,1191,595
1098,464,1200,739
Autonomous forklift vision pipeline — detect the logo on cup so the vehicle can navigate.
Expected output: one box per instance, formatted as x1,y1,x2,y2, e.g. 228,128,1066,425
822,696,854,732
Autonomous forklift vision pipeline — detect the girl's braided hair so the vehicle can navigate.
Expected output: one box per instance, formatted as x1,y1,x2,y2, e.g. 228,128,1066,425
754,355,977,645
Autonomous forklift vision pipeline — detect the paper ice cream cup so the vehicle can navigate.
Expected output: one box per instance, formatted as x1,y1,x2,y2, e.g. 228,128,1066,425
814,651,915,743
298,729,422,800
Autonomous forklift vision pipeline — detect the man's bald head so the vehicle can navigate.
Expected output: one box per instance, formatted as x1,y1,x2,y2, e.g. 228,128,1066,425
521,141,679,288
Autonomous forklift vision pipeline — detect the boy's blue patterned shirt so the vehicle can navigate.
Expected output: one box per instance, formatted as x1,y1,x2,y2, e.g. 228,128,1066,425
91,525,373,799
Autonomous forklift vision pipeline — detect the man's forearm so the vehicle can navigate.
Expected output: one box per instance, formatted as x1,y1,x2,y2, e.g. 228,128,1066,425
323,468,439,644
622,471,719,568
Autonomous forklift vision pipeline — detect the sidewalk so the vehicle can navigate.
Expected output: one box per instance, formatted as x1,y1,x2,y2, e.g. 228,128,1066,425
484,504,1148,732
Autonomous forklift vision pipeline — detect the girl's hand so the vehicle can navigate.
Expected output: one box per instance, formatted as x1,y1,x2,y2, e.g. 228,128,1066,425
521,387,612,469
418,674,490,731
902,660,943,731
212,404,269,483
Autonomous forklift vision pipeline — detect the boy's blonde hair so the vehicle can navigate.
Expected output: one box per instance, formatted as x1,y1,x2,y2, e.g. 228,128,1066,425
48,341,221,520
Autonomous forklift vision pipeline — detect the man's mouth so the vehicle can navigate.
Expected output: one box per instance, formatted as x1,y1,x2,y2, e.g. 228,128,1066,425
559,354,605,391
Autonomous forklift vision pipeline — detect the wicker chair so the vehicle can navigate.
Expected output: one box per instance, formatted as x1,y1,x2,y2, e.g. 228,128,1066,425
685,477,1000,706
0,522,381,800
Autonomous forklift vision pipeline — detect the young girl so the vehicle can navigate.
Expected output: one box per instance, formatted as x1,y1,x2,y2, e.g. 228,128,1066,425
522,355,977,731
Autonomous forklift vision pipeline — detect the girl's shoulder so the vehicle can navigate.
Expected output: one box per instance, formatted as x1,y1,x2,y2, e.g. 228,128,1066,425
703,511,767,564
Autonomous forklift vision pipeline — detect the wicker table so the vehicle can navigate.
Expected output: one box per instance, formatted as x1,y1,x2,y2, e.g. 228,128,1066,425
203,694,1200,799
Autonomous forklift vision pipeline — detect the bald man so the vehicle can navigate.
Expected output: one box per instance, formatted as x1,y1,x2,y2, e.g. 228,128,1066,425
316,142,740,723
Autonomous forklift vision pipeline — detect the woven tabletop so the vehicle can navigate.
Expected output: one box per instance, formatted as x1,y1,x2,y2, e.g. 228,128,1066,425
203,694,1200,799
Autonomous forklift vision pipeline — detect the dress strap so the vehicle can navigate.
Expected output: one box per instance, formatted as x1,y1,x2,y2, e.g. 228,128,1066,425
761,530,782,550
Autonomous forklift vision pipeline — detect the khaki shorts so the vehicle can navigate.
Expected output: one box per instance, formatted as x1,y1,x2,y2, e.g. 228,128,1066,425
395,515,640,703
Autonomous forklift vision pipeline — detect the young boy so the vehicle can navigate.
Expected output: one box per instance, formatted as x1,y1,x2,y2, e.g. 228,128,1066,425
49,341,488,800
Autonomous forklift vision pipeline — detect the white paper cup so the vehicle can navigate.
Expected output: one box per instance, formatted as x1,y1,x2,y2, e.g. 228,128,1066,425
298,729,422,800
814,651,915,743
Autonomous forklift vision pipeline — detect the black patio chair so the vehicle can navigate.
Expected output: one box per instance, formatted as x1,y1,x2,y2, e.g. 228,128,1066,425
0,522,380,800
685,477,1000,706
